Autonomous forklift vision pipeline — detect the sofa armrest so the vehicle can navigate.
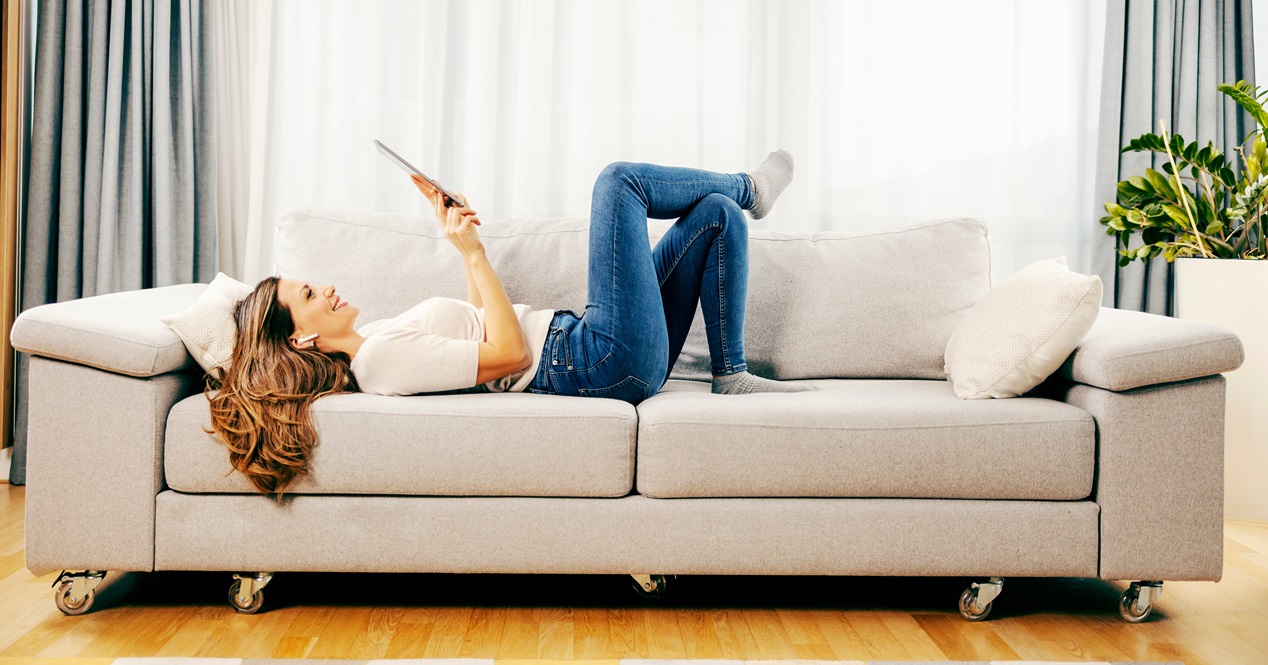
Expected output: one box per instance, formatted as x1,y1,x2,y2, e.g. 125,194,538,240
1056,306,1244,391
24,356,200,576
10,284,207,377
1056,375,1225,581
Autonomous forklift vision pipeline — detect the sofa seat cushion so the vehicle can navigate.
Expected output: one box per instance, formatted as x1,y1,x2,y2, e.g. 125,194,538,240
165,392,637,497
635,379,1094,500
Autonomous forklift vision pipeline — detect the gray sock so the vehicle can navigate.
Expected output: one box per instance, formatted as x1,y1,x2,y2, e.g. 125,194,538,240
744,149,795,219
712,370,818,395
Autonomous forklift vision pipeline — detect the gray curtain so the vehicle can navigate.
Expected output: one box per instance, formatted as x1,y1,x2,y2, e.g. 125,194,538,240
9,0,217,484
1094,0,1255,315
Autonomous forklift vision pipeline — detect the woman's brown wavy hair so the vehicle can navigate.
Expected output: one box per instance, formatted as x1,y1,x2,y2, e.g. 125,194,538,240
203,276,358,502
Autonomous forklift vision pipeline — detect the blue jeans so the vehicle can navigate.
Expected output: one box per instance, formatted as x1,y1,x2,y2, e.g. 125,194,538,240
526,161,755,406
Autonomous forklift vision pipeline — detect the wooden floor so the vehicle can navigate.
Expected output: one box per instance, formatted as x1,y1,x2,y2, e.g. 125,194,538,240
2,483,1267,663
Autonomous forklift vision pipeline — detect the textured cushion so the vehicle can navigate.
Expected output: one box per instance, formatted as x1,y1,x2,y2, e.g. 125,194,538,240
1057,307,1245,391
154,492,1100,577
635,378,1095,500
160,273,253,378
275,206,992,381
165,390,637,497
10,283,208,377
944,257,1102,399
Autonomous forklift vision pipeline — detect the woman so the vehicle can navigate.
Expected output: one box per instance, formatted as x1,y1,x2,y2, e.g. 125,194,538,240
208,152,815,498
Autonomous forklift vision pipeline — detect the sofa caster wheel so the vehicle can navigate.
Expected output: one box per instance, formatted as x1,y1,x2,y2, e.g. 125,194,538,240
630,574,668,599
958,576,1003,621
1119,581,1162,623
51,570,106,616
228,572,274,614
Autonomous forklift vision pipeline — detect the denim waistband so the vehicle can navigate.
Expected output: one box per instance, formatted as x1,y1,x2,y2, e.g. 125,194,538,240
527,309,574,393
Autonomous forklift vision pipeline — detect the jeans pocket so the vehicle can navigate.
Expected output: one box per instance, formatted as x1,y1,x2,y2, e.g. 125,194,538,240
578,374,653,405
548,328,573,370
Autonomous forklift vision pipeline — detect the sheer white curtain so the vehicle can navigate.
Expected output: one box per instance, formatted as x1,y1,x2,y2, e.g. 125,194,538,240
219,0,1107,285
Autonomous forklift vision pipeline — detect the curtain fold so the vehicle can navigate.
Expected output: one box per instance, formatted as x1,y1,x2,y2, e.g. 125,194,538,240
1093,0,1255,314
9,0,216,485
213,0,270,281
225,0,1108,286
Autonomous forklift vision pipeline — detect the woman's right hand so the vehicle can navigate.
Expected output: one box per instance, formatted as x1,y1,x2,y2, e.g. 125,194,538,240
412,174,484,257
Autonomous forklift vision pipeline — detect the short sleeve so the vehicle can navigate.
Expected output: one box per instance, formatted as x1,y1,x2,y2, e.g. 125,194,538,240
351,328,481,396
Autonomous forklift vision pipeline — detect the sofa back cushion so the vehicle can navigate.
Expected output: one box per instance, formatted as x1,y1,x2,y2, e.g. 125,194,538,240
275,206,991,380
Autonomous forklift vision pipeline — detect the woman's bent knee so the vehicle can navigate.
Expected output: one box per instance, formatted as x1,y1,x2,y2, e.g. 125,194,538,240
699,192,747,226
599,161,638,184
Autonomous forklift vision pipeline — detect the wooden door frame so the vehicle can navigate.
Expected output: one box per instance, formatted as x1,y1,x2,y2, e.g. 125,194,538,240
1,0,27,452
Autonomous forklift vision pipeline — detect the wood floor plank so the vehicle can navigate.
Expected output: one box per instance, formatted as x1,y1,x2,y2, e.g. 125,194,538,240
675,608,724,659
494,607,538,659
152,618,221,657
743,608,799,659
842,610,911,660
457,606,506,658
269,635,317,659
808,610,879,661
383,609,439,658
875,610,947,661
641,607,685,659
605,607,647,659
305,606,373,659
231,605,300,659
571,607,611,659
535,606,573,659
345,606,403,660
421,606,473,658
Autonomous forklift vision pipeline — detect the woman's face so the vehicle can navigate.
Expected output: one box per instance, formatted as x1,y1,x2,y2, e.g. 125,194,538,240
277,278,361,347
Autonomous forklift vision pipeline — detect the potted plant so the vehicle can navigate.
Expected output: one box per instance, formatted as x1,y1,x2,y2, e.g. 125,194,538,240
1100,79,1267,522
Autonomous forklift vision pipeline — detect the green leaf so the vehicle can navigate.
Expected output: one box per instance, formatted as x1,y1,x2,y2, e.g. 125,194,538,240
1161,204,1190,226
1219,81,1268,129
1207,221,1225,235
1144,169,1173,197
1220,167,1237,186
1129,175,1151,192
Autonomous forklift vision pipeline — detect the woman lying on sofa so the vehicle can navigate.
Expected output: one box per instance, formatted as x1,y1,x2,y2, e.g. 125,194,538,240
207,152,816,495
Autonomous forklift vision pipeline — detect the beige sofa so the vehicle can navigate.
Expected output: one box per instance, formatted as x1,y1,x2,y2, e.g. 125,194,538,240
10,207,1245,622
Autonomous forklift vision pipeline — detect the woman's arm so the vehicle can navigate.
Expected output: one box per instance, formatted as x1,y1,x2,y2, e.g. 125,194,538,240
410,175,529,373
465,248,530,372
465,261,484,309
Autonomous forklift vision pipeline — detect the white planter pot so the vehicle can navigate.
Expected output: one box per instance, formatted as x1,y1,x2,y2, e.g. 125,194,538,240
1175,257,1268,522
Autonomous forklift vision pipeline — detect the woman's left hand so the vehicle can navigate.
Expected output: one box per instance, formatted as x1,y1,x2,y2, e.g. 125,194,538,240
411,174,480,226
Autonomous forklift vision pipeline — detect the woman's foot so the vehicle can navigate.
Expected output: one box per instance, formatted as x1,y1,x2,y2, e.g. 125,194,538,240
744,149,795,219
712,370,818,395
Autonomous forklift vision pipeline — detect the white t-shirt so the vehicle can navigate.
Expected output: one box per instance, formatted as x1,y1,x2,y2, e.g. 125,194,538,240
350,297,554,396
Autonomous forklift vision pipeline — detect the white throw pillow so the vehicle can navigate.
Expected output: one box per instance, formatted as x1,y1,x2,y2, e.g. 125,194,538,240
161,272,254,378
944,257,1102,399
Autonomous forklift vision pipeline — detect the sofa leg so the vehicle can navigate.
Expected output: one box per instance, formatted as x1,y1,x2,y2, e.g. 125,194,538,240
52,570,107,616
1119,580,1163,623
958,576,1004,621
629,573,669,599
228,572,274,614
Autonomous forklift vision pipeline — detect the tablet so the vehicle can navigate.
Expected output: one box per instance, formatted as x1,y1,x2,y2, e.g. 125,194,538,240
374,139,466,206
